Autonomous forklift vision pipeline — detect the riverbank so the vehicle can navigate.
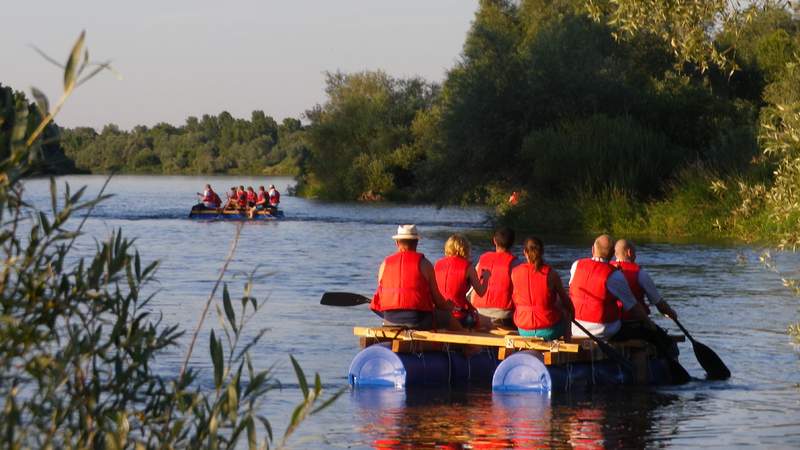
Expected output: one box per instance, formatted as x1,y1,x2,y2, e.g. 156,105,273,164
493,166,783,245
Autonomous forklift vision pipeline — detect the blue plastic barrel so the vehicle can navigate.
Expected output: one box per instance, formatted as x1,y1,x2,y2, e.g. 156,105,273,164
492,351,552,392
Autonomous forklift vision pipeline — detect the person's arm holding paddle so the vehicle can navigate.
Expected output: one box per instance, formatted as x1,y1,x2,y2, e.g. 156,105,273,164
637,268,678,320
467,267,490,297
607,270,656,328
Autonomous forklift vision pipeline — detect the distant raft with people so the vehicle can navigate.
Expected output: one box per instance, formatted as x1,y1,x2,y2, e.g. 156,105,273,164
188,206,284,220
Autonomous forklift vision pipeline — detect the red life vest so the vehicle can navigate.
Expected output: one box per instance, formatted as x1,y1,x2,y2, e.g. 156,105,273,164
236,191,247,207
269,190,280,206
611,260,650,320
257,191,267,204
569,258,620,324
246,191,257,204
371,251,433,312
472,251,515,310
511,263,561,330
434,255,470,309
203,190,221,207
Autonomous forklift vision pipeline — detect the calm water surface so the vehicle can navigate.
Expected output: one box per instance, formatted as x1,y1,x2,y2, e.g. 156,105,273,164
22,175,800,449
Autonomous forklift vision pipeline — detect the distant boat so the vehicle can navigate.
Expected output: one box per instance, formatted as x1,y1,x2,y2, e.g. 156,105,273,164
189,206,284,220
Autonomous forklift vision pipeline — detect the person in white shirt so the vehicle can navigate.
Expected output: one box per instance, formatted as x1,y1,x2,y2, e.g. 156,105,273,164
612,239,677,320
611,239,679,357
568,235,654,339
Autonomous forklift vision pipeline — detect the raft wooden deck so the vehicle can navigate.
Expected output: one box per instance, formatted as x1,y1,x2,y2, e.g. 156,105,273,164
353,326,684,367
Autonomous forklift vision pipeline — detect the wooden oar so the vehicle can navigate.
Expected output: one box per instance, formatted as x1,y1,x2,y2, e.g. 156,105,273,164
571,319,634,373
320,292,370,307
670,317,730,380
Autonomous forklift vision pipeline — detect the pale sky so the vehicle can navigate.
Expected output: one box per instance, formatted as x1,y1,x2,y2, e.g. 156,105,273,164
2,1,478,129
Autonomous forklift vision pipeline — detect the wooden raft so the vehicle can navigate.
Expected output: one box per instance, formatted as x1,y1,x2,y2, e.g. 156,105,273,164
353,326,684,366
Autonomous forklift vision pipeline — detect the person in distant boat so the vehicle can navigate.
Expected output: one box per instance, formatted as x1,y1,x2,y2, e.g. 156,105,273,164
611,239,679,356
246,186,257,208
471,226,519,330
236,186,247,210
223,186,238,210
434,234,490,329
196,184,221,209
371,224,453,330
268,184,280,208
568,234,652,339
248,186,269,218
511,236,573,340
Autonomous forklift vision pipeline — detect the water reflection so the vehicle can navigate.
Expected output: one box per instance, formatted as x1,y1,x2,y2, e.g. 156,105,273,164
352,387,681,448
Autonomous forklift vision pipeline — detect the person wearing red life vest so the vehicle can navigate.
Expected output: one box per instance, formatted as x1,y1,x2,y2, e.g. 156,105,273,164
612,239,678,320
268,184,280,208
196,184,221,209
511,237,573,340
568,234,652,339
434,234,490,329
611,239,679,357
245,186,257,207
471,227,519,330
236,186,248,209
223,186,238,210
371,224,452,330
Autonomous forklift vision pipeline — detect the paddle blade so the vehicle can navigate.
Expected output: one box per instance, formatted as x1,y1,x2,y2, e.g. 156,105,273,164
692,341,731,380
320,292,371,307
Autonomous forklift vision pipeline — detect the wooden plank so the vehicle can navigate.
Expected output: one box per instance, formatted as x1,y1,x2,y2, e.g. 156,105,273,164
497,347,515,360
353,327,579,353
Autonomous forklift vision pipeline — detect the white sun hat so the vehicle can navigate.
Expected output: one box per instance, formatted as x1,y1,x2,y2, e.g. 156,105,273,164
392,224,421,240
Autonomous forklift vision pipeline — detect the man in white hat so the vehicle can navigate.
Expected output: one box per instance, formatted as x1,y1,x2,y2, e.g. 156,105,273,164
370,224,452,329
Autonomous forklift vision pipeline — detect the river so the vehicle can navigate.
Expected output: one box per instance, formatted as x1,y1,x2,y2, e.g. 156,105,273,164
21,175,800,448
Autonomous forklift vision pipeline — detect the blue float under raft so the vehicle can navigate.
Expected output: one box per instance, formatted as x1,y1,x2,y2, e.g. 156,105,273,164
348,327,683,392
188,207,284,220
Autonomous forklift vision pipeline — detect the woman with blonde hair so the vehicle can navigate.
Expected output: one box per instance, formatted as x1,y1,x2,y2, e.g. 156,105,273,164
434,234,490,329
510,236,573,339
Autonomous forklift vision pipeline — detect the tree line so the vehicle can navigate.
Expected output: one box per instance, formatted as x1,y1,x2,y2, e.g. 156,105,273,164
60,111,308,175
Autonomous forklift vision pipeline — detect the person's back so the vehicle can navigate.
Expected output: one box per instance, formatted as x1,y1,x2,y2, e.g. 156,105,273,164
511,237,571,340
377,251,432,312
570,258,619,325
435,255,470,310
471,227,516,329
370,225,451,330
610,239,679,357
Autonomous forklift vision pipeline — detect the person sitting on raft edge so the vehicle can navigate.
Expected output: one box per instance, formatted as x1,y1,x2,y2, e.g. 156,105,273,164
611,238,680,357
268,184,281,209
434,233,490,330
511,236,573,340
196,184,221,209
370,224,453,330
470,226,519,330
223,186,238,210
569,234,654,340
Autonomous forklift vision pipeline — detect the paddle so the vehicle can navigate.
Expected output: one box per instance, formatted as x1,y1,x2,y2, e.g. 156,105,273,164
321,292,370,307
670,317,730,380
570,319,634,373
